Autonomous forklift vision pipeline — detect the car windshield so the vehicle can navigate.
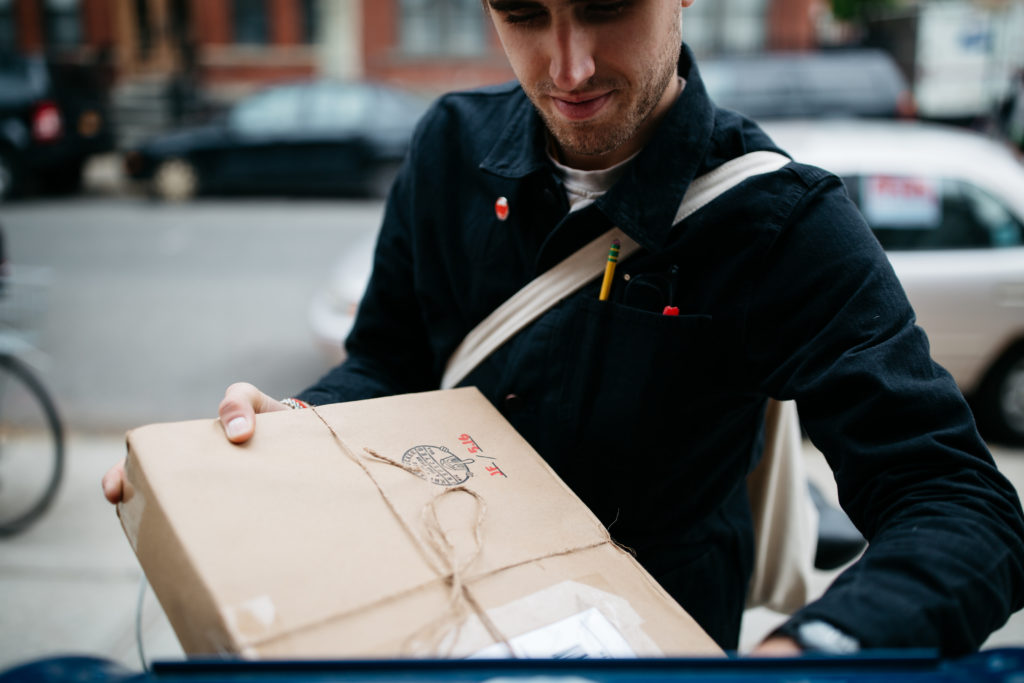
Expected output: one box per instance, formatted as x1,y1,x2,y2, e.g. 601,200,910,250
306,84,371,131
0,53,45,105
371,88,430,130
229,85,304,134
700,50,908,119
801,56,904,114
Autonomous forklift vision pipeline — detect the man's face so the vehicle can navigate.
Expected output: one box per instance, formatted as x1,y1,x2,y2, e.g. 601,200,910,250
485,0,691,170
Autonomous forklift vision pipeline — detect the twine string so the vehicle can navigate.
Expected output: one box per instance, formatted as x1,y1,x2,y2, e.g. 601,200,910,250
309,406,513,655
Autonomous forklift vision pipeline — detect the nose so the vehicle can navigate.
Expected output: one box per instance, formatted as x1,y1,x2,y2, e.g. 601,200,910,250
549,22,596,92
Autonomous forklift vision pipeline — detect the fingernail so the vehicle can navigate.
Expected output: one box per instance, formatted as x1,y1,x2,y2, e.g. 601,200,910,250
101,475,118,502
226,416,249,439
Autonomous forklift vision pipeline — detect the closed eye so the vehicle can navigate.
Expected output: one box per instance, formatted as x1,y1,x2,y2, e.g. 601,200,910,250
583,1,631,21
488,0,548,26
489,0,634,28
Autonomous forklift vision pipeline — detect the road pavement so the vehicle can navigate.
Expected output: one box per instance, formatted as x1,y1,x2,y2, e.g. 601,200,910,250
1,169,382,433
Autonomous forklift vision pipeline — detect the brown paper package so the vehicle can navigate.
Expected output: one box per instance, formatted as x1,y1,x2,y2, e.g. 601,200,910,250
118,387,722,659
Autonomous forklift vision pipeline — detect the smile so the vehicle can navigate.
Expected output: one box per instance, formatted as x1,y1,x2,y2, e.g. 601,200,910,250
551,92,613,121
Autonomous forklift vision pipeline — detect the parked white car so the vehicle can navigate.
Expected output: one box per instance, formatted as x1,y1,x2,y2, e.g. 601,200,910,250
763,120,1024,443
310,120,1024,442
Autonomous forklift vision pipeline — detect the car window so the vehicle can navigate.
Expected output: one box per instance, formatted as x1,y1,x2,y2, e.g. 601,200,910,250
701,60,800,118
0,74,31,104
801,57,902,116
229,86,303,135
371,89,428,130
701,50,908,120
307,84,371,131
961,181,1024,248
844,174,1024,250
0,54,43,104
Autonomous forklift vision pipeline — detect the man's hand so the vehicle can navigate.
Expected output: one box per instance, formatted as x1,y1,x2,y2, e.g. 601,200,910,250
217,382,289,444
750,635,802,656
101,458,126,504
100,383,290,505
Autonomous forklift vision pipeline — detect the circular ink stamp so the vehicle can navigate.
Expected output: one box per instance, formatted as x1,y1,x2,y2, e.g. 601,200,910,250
402,445,474,487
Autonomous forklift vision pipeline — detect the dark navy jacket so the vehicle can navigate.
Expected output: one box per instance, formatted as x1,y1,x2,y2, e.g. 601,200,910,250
299,46,1024,653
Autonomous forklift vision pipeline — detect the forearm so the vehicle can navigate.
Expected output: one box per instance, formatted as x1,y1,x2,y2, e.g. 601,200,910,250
296,353,427,406
750,175,1024,652
787,501,1024,653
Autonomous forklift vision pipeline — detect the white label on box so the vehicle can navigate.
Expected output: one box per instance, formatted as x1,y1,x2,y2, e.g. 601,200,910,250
469,607,636,659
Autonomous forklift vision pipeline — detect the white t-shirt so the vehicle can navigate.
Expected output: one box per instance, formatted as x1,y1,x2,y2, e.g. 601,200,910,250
547,149,638,213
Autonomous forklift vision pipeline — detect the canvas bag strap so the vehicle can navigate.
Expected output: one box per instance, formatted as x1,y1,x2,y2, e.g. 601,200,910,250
440,150,790,390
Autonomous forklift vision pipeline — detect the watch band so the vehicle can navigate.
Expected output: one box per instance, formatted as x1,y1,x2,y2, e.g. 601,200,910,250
774,619,860,655
280,397,310,410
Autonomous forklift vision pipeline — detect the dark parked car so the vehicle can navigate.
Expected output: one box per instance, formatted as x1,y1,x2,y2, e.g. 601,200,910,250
0,52,116,201
700,49,916,121
124,80,430,201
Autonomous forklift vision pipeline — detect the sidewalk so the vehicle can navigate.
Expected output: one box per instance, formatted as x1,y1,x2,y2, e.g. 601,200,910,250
0,432,182,673
1,433,1022,673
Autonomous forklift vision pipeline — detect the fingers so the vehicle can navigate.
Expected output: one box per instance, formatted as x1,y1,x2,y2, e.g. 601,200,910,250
218,382,288,443
102,458,126,504
749,636,802,657
103,384,289,504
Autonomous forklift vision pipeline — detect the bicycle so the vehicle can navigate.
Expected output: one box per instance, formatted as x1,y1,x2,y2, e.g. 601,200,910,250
0,243,65,537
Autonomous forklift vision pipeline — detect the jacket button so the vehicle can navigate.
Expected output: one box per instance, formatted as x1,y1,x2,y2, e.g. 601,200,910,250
503,393,523,411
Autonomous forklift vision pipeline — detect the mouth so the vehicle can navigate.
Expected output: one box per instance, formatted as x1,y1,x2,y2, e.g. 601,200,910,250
550,91,613,121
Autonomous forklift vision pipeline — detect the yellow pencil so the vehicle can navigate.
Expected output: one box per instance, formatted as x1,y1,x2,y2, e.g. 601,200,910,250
599,239,620,301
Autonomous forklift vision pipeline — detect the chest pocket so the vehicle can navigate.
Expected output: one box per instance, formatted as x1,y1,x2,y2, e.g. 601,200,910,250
554,294,713,439
522,293,714,521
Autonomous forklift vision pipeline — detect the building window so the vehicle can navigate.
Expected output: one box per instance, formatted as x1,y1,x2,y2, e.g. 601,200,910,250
301,0,316,43
0,0,14,52
44,0,82,48
233,0,269,45
684,0,766,56
399,0,487,57
133,0,152,58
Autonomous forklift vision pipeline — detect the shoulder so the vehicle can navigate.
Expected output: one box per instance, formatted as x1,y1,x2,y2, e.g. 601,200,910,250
702,109,848,229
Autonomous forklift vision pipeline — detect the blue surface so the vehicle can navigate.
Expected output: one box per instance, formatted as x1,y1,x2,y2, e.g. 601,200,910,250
4,650,1024,683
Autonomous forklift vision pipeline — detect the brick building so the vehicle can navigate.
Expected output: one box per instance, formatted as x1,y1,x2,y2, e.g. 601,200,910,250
1,0,822,144
4,0,823,91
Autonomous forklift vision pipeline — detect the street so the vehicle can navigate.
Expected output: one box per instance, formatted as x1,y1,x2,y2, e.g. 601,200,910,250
1,186,1023,671
0,190,387,672
2,193,382,432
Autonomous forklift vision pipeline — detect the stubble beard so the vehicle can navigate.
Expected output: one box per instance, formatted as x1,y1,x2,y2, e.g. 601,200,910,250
532,32,682,162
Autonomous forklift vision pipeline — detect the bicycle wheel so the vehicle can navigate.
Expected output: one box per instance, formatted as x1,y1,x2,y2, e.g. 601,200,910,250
0,354,64,536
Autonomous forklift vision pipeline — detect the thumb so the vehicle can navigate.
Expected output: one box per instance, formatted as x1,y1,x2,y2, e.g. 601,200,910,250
218,382,286,443
101,458,126,504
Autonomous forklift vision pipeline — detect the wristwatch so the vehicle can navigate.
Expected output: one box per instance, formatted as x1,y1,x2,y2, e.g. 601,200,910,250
775,619,861,655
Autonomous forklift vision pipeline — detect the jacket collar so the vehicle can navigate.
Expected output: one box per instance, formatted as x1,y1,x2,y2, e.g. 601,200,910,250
599,45,716,252
479,44,717,253
478,88,552,179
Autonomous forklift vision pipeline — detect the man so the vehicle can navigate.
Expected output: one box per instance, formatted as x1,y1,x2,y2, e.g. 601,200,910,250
104,0,1024,655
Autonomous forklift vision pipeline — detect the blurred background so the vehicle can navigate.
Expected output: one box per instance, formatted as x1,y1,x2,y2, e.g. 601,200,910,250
2,0,1024,675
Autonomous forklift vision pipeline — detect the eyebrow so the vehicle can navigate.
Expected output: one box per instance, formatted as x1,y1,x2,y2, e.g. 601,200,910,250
487,0,601,10
487,0,545,10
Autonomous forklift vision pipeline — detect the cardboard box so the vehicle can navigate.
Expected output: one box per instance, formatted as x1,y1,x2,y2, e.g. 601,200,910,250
118,387,722,659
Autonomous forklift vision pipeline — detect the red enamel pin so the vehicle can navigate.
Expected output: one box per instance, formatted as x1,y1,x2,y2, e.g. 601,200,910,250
495,196,509,221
